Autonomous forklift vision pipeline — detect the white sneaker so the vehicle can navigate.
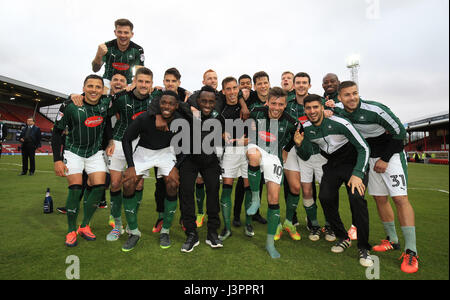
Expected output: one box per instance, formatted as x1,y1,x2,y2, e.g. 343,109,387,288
359,249,374,267
331,238,351,253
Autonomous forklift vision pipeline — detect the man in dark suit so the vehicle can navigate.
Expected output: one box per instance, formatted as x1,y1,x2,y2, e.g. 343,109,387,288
0,113,8,159
19,116,41,175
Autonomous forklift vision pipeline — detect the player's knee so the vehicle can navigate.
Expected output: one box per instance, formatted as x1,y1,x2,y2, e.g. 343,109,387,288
391,195,411,207
122,181,135,196
136,180,144,191
110,179,122,192
166,182,179,196
246,150,261,166
289,182,301,195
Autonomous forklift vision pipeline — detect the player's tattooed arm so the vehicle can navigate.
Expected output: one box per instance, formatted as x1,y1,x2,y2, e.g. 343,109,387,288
92,43,107,72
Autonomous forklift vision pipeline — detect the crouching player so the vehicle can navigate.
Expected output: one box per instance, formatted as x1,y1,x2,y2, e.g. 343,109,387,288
121,91,182,251
52,75,113,247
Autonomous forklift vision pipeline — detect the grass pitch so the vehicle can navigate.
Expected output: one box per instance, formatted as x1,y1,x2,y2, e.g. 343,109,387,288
0,156,448,280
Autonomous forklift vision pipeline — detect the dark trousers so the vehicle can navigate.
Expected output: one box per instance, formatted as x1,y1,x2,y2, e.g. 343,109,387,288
319,162,371,250
21,142,36,173
180,157,221,234
0,143,2,158
154,168,165,214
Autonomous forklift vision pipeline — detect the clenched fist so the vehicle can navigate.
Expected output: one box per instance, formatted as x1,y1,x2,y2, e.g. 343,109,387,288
97,43,108,57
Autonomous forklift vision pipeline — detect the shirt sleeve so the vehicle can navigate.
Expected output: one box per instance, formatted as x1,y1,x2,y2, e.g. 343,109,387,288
339,120,370,179
121,113,143,168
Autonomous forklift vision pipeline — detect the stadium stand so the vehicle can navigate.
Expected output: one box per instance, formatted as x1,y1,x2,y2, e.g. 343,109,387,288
0,103,54,132
404,111,449,165
1,75,68,155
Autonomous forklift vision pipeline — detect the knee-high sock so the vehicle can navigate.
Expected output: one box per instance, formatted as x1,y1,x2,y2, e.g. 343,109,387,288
81,185,104,227
135,189,143,214
162,194,178,232
110,190,123,228
244,187,252,225
123,193,139,231
286,191,300,223
247,165,261,215
266,204,281,258
383,221,398,244
66,185,83,233
401,226,417,254
110,190,122,218
220,184,233,230
304,198,319,227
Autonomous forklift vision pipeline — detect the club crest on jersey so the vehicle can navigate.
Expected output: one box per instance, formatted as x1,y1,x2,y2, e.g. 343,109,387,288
298,116,308,124
132,111,145,120
258,131,277,142
112,62,130,71
84,116,104,127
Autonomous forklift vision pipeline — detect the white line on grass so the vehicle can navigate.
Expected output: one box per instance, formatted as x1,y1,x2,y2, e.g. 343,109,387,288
0,168,54,174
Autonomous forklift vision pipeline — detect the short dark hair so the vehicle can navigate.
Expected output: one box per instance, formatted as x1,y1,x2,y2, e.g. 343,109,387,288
115,18,134,31
198,85,217,98
294,72,311,84
84,74,104,86
27,116,35,121
111,71,127,80
238,74,251,83
303,94,323,106
253,71,270,84
222,77,237,89
338,81,358,93
135,67,153,79
161,90,180,102
164,68,181,81
268,87,287,101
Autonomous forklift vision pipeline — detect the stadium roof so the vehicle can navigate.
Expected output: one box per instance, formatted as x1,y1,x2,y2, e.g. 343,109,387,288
404,111,449,132
0,75,68,108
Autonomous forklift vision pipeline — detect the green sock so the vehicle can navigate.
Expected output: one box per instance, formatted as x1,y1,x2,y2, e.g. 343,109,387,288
401,226,417,254
123,193,139,231
286,192,299,223
248,165,261,196
158,212,164,219
66,185,83,233
383,221,399,244
110,190,122,219
266,205,281,259
81,185,104,227
196,183,205,214
267,205,280,236
135,189,143,214
247,165,261,215
304,198,320,227
220,185,233,230
244,187,252,225
163,196,178,230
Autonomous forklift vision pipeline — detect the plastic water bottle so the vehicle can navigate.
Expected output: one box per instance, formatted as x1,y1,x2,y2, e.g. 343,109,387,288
44,188,53,214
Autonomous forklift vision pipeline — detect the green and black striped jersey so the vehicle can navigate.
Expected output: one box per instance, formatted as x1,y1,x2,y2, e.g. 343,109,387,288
300,115,370,179
246,91,267,110
249,106,298,163
54,97,112,158
110,89,161,141
102,39,144,83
